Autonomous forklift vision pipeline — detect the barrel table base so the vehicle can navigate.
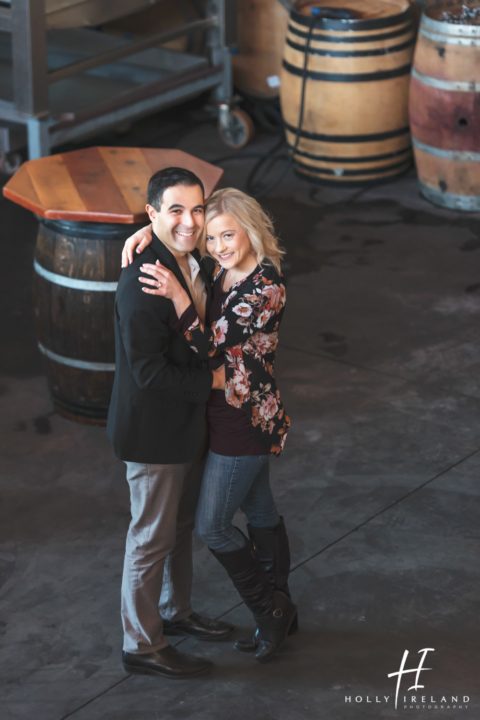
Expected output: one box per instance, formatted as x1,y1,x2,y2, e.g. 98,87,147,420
33,219,142,425
39,339,115,425
52,398,112,426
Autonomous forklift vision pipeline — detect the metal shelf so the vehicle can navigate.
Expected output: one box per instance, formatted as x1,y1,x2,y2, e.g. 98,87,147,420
0,0,234,159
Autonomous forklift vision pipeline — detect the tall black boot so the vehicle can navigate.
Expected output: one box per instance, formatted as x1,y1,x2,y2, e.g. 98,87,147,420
210,535,297,663
234,517,298,653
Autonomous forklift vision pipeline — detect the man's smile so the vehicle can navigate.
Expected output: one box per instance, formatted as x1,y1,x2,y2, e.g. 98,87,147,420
175,230,196,237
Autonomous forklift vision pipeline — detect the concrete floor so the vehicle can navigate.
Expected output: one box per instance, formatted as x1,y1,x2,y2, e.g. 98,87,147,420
1,100,479,719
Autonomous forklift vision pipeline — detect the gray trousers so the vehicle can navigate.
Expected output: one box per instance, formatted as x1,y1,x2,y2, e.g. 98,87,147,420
122,442,206,654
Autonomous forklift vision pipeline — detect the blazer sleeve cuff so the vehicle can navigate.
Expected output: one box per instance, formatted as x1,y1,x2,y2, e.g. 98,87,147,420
172,303,197,334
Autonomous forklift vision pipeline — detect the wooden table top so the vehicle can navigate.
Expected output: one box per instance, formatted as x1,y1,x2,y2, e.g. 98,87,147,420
3,147,224,224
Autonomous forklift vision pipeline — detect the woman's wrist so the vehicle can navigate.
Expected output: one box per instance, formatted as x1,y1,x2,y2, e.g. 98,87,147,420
172,289,192,318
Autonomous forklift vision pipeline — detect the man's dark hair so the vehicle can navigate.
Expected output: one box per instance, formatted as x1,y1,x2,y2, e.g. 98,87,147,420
147,167,205,211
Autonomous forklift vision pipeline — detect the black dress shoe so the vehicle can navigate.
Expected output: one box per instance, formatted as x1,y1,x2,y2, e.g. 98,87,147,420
122,645,212,679
163,611,235,641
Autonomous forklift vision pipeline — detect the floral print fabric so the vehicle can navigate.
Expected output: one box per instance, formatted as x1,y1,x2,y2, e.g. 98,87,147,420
181,263,290,455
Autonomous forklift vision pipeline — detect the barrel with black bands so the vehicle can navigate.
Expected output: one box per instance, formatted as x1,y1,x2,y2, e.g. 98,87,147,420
280,0,415,185
33,219,143,424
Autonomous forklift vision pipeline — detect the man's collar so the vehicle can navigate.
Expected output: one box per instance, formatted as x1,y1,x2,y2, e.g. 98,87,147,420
150,231,202,269
190,247,202,263
149,232,210,304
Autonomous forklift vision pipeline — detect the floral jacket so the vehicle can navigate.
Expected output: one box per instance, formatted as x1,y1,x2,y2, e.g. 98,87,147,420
178,262,290,455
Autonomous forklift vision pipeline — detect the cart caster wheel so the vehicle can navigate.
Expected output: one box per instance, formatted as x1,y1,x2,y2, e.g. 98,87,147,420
0,150,22,175
218,109,255,149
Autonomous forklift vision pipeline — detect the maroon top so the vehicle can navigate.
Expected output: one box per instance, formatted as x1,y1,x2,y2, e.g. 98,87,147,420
174,276,269,457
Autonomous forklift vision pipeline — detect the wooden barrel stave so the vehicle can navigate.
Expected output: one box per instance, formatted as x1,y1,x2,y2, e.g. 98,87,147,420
409,10,480,209
35,228,116,361
233,0,289,99
293,150,412,172
283,75,413,135
294,158,412,184
292,0,412,25
33,220,138,424
284,45,414,76
42,362,113,424
410,79,480,150
413,34,480,82
287,19,414,42
284,132,411,159
281,0,414,184
411,148,480,192
285,20,416,50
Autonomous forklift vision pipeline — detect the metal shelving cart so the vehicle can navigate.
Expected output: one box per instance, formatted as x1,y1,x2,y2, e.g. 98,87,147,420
0,0,251,167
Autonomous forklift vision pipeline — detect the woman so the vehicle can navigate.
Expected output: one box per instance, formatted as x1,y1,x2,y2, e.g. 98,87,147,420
123,188,297,662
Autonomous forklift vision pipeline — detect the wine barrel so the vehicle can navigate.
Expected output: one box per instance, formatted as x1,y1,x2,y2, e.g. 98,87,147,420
33,219,143,425
409,5,480,210
232,0,289,99
280,0,415,185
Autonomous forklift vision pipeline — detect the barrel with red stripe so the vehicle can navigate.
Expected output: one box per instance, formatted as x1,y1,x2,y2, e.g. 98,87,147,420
280,0,415,185
409,5,480,211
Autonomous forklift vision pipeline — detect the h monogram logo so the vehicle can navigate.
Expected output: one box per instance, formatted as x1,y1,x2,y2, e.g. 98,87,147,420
388,648,435,709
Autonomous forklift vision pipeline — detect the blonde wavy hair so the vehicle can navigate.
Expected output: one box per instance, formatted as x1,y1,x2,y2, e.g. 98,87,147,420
198,188,285,274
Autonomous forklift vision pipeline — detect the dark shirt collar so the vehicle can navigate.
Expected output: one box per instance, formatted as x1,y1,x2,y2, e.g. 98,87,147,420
150,230,202,268
149,230,191,296
150,231,179,269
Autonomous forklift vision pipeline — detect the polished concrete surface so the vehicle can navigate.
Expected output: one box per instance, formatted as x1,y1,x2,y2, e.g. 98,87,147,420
1,101,479,719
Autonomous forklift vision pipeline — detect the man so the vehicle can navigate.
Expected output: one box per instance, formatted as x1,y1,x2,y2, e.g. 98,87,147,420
107,167,232,679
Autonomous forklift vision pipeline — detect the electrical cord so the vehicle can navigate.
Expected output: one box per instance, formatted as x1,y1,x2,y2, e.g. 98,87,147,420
211,14,317,199
247,14,317,199
247,16,317,200
213,8,394,202
242,96,284,134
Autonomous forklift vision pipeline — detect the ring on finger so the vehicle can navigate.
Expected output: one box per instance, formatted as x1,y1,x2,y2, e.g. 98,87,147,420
157,281,162,288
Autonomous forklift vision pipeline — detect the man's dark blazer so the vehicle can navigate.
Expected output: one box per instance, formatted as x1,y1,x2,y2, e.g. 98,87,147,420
106,232,213,464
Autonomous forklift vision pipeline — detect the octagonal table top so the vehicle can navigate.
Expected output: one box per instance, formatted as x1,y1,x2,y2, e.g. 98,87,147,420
3,147,224,224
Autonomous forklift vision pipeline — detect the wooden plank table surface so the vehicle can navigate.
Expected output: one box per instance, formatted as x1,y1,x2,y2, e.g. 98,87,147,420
3,147,224,223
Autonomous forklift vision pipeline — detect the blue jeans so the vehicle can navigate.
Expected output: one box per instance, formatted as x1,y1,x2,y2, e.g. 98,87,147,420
195,451,280,553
